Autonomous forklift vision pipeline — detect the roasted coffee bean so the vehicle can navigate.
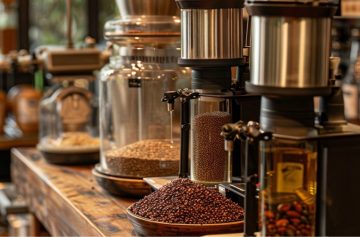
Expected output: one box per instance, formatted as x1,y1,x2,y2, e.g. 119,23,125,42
287,210,300,218
290,218,301,225
277,227,286,235
130,178,244,224
277,203,291,213
264,200,314,236
295,203,303,213
265,210,275,219
276,219,288,227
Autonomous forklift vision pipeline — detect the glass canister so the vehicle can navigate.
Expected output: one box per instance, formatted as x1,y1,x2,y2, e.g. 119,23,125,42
37,81,100,164
190,91,233,184
99,15,190,178
259,138,317,236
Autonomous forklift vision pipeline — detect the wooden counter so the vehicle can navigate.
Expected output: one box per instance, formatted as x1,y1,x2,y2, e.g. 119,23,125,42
11,148,136,236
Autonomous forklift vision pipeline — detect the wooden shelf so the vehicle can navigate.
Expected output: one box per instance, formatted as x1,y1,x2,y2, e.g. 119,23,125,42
11,148,135,236
0,133,37,150
0,119,38,150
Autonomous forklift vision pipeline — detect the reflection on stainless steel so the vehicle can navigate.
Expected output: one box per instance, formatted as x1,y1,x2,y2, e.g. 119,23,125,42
250,16,331,88
181,8,242,60
116,0,179,17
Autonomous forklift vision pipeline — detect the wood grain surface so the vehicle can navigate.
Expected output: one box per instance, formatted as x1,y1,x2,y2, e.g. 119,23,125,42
0,133,37,150
11,148,136,236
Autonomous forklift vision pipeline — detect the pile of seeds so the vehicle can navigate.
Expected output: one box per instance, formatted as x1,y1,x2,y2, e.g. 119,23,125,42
129,178,244,224
105,139,179,178
192,111,232,182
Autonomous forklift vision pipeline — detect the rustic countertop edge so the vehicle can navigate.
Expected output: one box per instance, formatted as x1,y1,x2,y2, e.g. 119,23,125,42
11,148,107,237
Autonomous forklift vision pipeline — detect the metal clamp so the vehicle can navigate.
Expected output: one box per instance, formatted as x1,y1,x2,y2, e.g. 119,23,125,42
221,120,272,143
161,88,200,111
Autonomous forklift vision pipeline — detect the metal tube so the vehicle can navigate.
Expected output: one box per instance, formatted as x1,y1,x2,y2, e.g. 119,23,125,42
179,97,190,178
66,0,73,49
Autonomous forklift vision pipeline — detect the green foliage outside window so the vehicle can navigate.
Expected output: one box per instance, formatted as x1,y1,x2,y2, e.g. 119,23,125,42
29,0,118,50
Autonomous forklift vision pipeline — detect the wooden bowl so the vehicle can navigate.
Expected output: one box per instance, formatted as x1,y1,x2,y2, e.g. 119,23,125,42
127,208,244,236
37,144,99,165
92,165,152,198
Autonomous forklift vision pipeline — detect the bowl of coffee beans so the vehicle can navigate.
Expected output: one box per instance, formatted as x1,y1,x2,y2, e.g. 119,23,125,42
127,178,244,236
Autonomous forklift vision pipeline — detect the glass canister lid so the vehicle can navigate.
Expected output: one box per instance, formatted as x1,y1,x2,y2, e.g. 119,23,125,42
115,0,179,18
104,15,180,41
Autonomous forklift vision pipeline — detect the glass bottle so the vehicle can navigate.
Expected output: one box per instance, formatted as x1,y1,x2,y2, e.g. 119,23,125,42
259,139,317,236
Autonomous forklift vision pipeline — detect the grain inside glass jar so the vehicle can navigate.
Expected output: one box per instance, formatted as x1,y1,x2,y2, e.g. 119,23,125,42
191,111,232,183
105,139,179,178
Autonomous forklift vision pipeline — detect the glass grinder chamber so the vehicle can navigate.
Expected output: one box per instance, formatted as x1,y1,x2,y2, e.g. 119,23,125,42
93,0,190,197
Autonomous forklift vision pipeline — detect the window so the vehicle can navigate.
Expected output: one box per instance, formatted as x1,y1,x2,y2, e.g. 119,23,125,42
17,0,119,51
29,0,87,49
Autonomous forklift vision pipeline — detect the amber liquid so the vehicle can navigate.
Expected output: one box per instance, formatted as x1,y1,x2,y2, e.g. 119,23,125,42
263,147,317,195
0,28,17,54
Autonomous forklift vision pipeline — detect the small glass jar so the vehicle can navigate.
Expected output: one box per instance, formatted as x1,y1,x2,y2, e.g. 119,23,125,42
99,15,190,178
190,91,232,184
38,82,99,151
259,139,317,236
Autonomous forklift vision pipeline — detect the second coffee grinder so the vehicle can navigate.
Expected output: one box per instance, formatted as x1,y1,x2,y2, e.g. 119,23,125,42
223,0,360,235
162,0,260,186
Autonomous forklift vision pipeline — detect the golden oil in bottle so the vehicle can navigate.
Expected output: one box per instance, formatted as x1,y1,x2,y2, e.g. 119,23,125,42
259,140,317,236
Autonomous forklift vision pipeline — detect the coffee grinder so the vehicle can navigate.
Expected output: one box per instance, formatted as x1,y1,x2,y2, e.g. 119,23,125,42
161,0,260,186
222,0,360,235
